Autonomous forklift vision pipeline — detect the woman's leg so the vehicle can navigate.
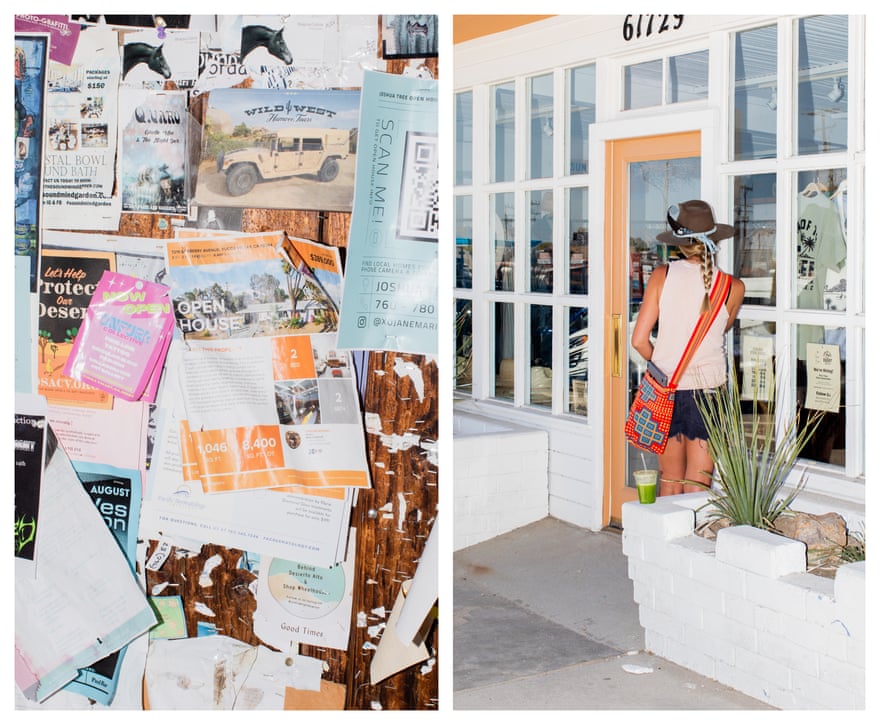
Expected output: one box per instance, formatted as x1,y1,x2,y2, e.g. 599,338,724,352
683,436,714,492
658,434,686,496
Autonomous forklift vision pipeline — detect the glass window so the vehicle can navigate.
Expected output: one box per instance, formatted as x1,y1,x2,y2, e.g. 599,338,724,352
529,190,553,293
567,64,595,175
455,91,473,185
624,59,662,110
528,304,553,408
492,82,515,182
732,173,777,306
492,192,515,291
732,319,777,449
796,323,846,466
795,168,847,312
455,195,473,289
733,24,778,160
494,302,515,401
567,187,588,295
668,50,708,103
528,73,553,179
455,299,472,392
567,306,588,416
797,15,848,155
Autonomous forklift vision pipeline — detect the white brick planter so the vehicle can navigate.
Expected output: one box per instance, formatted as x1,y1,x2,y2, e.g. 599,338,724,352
622,496,865,709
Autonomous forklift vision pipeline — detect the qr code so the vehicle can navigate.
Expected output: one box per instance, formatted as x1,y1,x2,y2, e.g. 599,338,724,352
397,131,438,242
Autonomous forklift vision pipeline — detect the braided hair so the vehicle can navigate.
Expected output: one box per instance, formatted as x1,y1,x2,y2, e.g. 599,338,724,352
676,239,714,313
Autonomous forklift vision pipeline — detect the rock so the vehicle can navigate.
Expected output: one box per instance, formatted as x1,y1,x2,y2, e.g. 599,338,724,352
773,510,848,549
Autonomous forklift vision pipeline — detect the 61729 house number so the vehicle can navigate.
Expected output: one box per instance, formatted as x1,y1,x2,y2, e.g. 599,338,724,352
622,15,684,41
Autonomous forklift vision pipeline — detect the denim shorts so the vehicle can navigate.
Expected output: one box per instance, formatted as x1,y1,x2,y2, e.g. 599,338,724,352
668,388,715,441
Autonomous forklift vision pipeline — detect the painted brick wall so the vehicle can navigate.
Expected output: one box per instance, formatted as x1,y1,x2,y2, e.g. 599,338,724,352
622,497,865,709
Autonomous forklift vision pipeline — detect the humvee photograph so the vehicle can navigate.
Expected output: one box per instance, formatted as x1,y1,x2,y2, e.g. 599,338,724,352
216,128,351,196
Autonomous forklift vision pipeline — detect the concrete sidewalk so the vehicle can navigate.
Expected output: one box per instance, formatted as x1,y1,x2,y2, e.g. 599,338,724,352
453,517,775,710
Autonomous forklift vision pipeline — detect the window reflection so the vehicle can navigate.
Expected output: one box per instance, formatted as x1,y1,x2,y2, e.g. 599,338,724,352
668,50,708,103
795,168,847,314
624,59,662,110
493,192,515,291
568,307,588,416
567,187,588,295
567,64,595,175
732,319,777,450
455,91,473,185
455,299,472,391
796,324,846,466
455,195,473,289
530,190,553,293
733,173,777,306
494,301,515,401
733,24,777,160
529,304,553,407
529,73,553,179
492,82,515,182
797,15,848,155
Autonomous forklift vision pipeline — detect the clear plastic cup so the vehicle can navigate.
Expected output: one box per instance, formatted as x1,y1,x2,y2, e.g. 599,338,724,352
633,469,658,504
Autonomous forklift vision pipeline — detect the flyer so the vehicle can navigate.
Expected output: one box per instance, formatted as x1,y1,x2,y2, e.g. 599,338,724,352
140,377,354,567
15,394,49,579
164,231,371,493
14,425,156,703
194,87,360,211
60,462,143,706
37,247,116,409
41,25,122,231
63,271,174,403
336,70,439,354
118,88,189,215
15,33,48,289
805,342,841,412
253,530,356,651
119,26,200,89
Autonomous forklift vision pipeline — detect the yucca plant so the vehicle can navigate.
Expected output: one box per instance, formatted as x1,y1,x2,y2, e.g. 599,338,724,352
694,364,825,531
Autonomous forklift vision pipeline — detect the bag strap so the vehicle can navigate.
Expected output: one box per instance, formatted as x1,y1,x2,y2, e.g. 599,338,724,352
668,272,732,386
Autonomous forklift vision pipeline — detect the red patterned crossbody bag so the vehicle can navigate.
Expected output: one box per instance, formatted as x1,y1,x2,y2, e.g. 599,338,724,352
624,271,732,454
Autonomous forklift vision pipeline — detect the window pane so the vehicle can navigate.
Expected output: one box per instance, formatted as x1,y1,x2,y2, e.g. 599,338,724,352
455,195,473,289
624,59,662,110
567,64,595,175
568,306,588,416
567,187,589,295
797,15,848,155
492,192,515,291
529,304,553,408
795,168,847,312
529,190,553,293
455,299,472,392
733,173,777,306
796,324,846,467
733,25,777,160
528,73,553,179
494,301,515,401
732,319,777,450
492,82,515,182
668,50,708,103
455,91,473,185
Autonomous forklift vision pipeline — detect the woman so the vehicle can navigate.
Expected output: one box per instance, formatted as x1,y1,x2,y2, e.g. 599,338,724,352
631,200,745,496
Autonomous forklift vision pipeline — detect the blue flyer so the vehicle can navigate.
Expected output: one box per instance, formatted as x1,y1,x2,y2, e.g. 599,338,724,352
337,70,438,355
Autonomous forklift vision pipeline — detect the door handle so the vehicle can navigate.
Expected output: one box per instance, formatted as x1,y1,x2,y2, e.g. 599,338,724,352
612,314,623,378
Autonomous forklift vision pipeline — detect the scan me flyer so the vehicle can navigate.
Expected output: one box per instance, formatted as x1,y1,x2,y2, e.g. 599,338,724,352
337,70,439,355
164,230,370,493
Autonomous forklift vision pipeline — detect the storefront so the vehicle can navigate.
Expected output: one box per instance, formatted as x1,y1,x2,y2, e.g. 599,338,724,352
453,15,866,532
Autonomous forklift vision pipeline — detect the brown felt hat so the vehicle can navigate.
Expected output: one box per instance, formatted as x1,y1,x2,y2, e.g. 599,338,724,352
656,199,734,244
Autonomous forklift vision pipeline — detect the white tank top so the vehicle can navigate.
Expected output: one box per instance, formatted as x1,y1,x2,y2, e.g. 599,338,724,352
651,260,729,390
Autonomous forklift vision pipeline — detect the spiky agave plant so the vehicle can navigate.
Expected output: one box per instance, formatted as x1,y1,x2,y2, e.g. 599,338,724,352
694,365,825,530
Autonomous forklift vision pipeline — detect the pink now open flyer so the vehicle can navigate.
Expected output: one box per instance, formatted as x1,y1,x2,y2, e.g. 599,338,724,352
64,271,174,402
